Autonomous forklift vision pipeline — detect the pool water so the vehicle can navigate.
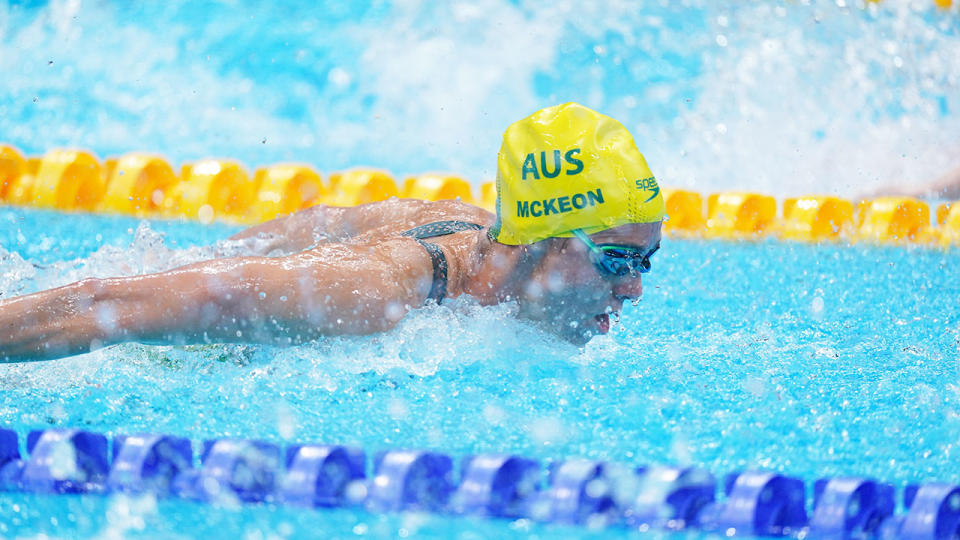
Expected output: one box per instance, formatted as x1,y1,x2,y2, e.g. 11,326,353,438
2,0,960,537
0,206,958,538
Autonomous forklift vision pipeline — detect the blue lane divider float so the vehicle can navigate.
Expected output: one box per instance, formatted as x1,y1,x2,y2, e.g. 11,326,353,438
280,444,365,507
178,439,283,503
2,427,960,539
536,459,620,525
625,465,716,531
108,434,192,495
809,477,895,539
451,454,539,518
20,429,109,494
697,471,808,537
890,484,960,540
0,428,22,490
367,450,453,512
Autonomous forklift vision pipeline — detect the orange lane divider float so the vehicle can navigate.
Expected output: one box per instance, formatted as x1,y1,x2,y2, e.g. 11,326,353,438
167,159,255,223
854,197,930,244
102,157,118,185
248,164,325,223
936,202,952,227
5,157,42,205
704,192,777,238
32,149,105,211
100,154,178,216
4,143,960,250
325,169,398,207
934,203,960,246
479,182,496,213
661,189,705,237
0,145,25,201
779,196,854,242
402,174,474,204
870,0,954,8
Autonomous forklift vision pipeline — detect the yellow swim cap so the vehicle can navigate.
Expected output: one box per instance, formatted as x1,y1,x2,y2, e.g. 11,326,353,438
490,103,665,245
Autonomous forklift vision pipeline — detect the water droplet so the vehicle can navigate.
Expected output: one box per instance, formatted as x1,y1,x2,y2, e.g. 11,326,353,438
198,205,215,225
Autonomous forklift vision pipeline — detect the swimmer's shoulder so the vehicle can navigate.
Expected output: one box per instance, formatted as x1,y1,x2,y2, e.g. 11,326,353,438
353,197,495,238
368,196,492,217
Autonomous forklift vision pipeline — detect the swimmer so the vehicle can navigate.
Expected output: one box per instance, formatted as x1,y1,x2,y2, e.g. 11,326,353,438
0,103,664,362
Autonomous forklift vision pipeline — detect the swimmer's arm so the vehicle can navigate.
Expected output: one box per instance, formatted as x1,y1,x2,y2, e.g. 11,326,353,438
0,242,432,362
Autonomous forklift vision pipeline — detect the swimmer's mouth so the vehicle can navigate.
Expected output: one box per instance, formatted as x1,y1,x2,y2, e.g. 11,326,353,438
594,311,621,334
594,313,611,334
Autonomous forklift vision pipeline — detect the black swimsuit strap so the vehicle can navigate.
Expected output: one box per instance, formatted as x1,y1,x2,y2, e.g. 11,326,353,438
413,240,449,303
402,221,484,304
402,221,485,240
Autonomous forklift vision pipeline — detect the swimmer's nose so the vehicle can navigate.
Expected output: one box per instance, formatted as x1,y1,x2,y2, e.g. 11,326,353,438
612,274,643,302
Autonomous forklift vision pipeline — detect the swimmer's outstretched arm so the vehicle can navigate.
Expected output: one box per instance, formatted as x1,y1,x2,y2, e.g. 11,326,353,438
0,240,431,362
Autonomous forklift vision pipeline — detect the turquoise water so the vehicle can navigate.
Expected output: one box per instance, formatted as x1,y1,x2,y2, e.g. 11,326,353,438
2,0,960,537
0,207,959,538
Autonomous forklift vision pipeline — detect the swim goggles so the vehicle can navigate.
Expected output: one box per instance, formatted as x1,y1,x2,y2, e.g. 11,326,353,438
571,229,659,278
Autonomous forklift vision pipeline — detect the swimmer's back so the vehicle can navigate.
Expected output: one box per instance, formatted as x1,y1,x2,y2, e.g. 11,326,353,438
300,198,493,306
341,198,494,243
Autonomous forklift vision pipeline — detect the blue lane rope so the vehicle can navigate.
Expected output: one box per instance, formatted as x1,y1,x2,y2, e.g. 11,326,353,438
1,427,959,539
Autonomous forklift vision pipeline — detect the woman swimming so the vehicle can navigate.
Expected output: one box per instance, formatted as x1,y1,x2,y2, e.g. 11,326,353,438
0,103,664,362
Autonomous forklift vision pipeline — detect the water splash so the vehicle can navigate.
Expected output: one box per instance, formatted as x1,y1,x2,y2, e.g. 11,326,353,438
0,220,280,296
0,245,37,298
0,0,956,196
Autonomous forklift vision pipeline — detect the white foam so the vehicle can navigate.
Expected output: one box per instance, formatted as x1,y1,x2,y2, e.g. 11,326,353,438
0,246,37,298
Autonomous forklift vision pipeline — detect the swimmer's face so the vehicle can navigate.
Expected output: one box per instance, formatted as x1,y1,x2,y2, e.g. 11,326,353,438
517,222,662,345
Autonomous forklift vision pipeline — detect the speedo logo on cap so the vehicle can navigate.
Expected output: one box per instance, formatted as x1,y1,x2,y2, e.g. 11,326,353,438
635,176,660,203
516,188,604,218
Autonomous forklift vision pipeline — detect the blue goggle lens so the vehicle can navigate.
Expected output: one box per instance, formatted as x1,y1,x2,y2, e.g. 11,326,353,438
590,244,657,277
